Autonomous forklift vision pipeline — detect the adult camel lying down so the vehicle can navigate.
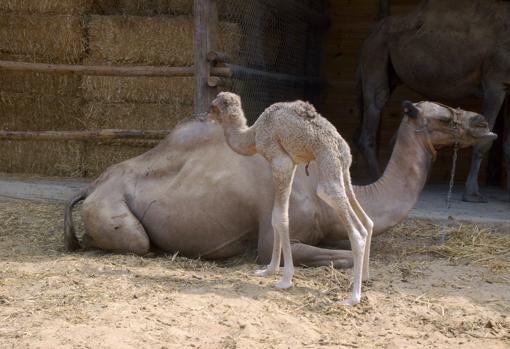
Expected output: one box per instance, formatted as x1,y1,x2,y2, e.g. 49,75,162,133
65,101,495,269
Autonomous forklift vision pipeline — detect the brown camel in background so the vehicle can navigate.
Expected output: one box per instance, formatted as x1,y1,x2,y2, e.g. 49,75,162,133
356,0,510,202
64,101,495,272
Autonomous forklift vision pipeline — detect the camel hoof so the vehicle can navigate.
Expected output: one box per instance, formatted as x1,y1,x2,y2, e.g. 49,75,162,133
254,268,276,277
336,298,359,307
462,192,488,203
274,279,292,289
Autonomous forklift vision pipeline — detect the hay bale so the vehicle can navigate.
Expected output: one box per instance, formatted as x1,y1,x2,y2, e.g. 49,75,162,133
0,141,84,177
82,102,191,129
87,15,241,66
81,76,194,103
0,71,82,96
0,15,85,63
83,144,149,177
0,93,83,131
0,0,94,15
94,0,192,16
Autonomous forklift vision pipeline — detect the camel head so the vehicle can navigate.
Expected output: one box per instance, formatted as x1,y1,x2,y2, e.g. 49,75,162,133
208,92,246,125
402,100,497,152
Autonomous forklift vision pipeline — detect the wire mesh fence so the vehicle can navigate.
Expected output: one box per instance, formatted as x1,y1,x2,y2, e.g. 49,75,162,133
218,0,326,123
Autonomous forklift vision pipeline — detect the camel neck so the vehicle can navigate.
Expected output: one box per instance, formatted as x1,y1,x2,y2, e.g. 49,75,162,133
221,117,257,156
354,121,433,234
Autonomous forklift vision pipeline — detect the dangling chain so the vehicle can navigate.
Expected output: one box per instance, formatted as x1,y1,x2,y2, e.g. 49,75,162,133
446,141,459,209
445,110,461,209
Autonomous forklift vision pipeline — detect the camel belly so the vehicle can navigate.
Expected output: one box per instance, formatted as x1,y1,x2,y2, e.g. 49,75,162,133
128,162,263,259
389,34,484,99
144,209,257,259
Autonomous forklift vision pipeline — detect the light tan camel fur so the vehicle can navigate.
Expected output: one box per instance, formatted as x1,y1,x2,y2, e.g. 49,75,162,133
209,92,373,306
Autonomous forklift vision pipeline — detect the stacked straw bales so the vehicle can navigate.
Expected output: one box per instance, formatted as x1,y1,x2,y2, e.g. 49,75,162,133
0,15,86,63
95,0,193,16
0,2,241,178
0,0,94,15
81,15,239,177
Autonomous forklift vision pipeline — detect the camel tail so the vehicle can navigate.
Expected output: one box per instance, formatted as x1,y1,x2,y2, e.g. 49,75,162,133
64,189,87,251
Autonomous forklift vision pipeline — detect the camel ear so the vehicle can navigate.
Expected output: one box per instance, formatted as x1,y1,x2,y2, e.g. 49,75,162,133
402,100,419,119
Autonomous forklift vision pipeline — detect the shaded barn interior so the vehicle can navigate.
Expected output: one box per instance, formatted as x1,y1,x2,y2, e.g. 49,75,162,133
0,0,507,189
320,0,508,187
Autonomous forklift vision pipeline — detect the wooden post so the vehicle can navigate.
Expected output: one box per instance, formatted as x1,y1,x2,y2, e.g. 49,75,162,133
194,0,219,119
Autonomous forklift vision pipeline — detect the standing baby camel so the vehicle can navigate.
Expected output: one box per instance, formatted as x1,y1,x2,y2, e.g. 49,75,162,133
209,92,373,306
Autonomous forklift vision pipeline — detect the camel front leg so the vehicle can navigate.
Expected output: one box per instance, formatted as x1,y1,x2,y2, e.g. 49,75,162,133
255,155,296,289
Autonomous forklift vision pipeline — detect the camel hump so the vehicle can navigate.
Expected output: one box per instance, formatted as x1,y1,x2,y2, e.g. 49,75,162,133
293,101,318,119
261,100,319,121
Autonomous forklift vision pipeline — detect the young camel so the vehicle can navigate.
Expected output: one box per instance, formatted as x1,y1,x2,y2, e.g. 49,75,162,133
209,92,374,306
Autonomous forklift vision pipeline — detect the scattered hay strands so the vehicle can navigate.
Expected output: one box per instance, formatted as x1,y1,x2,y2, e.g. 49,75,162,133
0,15,86,64
396,220,510,273
0,200,509,345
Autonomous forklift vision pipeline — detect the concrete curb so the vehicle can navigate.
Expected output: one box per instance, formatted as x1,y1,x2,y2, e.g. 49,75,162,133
0,178,87,202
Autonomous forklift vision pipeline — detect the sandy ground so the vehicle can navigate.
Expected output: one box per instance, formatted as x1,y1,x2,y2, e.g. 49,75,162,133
0,199,509,349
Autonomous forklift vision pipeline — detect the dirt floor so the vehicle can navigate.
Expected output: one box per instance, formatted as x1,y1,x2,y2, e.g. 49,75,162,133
0,199,509,349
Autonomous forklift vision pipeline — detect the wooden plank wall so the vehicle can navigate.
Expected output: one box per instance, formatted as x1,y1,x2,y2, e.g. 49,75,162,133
319,0,503,186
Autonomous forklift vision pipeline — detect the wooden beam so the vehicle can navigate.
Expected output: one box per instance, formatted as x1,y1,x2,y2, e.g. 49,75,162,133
194,0,219,119
207,51,230,63
0,129,170,142
0,60,195,77
0,60,231,78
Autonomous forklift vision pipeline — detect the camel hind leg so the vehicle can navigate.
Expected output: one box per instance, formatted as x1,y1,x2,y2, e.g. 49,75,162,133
82,195,150,255
343,169,373,281
316,152,368,306
463,86,505,202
